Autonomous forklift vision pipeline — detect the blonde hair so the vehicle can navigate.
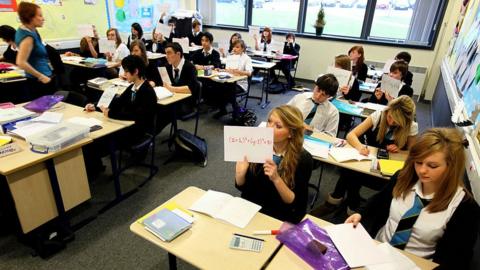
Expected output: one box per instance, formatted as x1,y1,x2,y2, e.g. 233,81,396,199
376,95,415,149
130,40,149,66
394,128,468,212
335,54,351,71
250,105,304,188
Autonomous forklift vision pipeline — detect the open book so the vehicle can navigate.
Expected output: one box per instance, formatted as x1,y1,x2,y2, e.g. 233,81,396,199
329,147,374,162
189,190,261,228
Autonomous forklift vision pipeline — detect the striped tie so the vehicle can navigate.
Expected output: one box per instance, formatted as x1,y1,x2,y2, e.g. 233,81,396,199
304,100,318,125
389,194,429,250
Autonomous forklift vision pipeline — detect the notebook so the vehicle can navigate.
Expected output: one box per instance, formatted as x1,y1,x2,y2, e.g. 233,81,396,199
143,208,192,242
189,190,261,228
154,86,174,100
329,147,374,162
378,160,405,176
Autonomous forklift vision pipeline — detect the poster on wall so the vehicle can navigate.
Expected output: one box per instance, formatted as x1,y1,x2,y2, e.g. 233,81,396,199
84,0,96,5
34,0,62,5
0,0,17,12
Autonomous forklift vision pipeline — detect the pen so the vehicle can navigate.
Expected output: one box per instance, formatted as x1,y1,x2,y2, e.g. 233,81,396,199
234,233,265,242
253,230,280,235
363,136,368,150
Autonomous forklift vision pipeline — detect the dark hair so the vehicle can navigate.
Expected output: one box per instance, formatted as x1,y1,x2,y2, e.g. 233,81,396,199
202,32,214,43
316,74,339,97
165,42,183,57
286,32,295,41
17,2,40,25
131,23,143,39
168,18,177,25
0,25,16,42
390,60,409,79
192,19,201,28
395,51,412,64
121,55,146,79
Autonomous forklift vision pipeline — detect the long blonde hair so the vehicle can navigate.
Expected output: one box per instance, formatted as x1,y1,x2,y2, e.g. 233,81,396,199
250,105,304,188
394,128,468,212
376,95,415,149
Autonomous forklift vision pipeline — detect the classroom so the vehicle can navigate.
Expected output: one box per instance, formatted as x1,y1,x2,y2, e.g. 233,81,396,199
0,0,479,269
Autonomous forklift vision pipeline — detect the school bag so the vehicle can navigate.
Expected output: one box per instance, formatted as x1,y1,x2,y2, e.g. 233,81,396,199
232,107,257,126
174,129,208,167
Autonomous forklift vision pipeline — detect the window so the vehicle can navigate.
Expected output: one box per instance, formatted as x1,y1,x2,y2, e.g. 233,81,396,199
251,0,300,31
198,0,447,48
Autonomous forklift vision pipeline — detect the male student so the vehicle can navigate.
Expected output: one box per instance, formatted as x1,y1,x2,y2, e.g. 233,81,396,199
190,32,221,70
188,20,203,46
287,74,339,137
395,51,413,86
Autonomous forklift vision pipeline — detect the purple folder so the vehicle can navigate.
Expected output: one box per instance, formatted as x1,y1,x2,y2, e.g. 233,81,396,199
24,95,64,113
276,219,349,270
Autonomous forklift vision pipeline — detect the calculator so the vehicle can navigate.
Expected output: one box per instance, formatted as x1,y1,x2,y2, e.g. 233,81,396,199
229,234,264,252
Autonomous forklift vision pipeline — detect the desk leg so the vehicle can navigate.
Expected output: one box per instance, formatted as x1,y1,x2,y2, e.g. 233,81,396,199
260,69,271,109
164,104,178,165
168,252,177,270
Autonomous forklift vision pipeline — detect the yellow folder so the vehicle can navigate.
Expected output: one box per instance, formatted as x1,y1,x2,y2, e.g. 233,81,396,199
378,160,405,176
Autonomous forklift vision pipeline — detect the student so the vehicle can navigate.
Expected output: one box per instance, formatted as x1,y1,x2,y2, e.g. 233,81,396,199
125,40,162,87
348,45,367,82
105,28,130,78
368,61,413,105
85,55,157,143
65,25,101,58
0,25,17,64
312,96,418,216
219,32,242,58
395,51,413,86
188,19,203,46
151,17,180,52
287,74,339,137
191,32,221,70
235,105,313,223
15,2,54,97
254,27,272,52
272,32,300,88
346,128,480,269
213,39,253,118
335,54,361,102
127,23,146,49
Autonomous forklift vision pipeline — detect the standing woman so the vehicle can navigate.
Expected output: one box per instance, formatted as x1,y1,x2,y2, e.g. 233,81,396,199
15,2,54,97
235,105,313,223
348,45,367,82
254,27,272,52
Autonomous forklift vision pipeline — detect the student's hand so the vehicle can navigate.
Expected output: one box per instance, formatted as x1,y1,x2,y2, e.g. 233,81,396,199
253,34,258,41
340,85,350,95
99,106,109,118
195,64,204,70
39,75,51,84
264,159,280,183
164,82,173,92
85,36,92,44
357,145,370,156
374,88,384,100
84,103,95,112
219,48,225,56
345,213,362,228
303,123,313,132
119,74,127,80
386,144,399,153
148,80,156,87
105,52,112,61
236,156,249,174
190,42,195,46
385,92,394,102
65,51,74,56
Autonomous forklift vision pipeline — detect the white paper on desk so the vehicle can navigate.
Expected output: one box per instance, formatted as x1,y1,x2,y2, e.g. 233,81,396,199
8,122,55,139
366,243,420,270
67,117,102,128
158,67,172,85
77,24,94,37
99,39,116,54
382,59,396,74
154,86,173,100
326,66,353,88
97,86,117,108
380,74,402,98
155,23,171,38
62,56,84,62
248,25,260,37
356,102,387,112
303,139,330,159
110,78,131,87
225,54,241,69
173,37,189,53
31,112,63,124
325,223,391,268
329,147,374,162
224,126,273,163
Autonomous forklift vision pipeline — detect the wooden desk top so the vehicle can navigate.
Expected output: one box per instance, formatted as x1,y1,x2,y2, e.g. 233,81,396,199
267,214,438,270
0,102,133,175
311,132,408,180
61,55,117,69
130,186,284,270
198,70,248,84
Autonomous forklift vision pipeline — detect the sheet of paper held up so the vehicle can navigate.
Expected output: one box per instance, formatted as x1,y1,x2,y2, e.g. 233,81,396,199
158,67,172,85
99,39,116,54
326,66,353,88
382,59,396,74
248,25,260,37
173,37,190,53
381,74,402,98
325,223,391,268
155,23,171,38
224,126,273,163
97,86,117,108
77,24,94,37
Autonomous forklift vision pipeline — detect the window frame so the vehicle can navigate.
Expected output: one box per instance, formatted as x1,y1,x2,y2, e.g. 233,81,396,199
197,0,449,50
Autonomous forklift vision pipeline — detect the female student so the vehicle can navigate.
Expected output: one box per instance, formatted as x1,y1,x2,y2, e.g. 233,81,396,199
65,25,101,58
254,27,272,52
214,39,253,119
219,32,242,58
0,25,17,64
235,105,313,223
346,128,480,269
369,60,413,105
312,96,418,216
188,19,203,46
127,23,146,49
119,40,162,87
335,54,361,102
272,32,300,88
15,2,54,97
348,45,367,82
104,28,130,78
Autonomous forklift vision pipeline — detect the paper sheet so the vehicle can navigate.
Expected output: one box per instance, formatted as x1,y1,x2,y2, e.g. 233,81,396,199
325,223,391,268
248,25,260,37
67,117,102,128
303,137,330,159
97,86,117,108
155,23,171,38
31,112,63,124
9,122,56,139
326,66,353,88
77,24,94,37
382,59,397,74
154,86,174,100
366,243,420,270
173,37,190,53
224,126,273,163
99,39,116,54
158,67,172,85
381,74,402,98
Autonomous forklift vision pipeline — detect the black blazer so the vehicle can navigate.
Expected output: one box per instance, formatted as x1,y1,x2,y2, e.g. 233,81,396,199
403,70,413,86
354,63,368,82
190,49,221,68
283,42,300,56
146,60,162,86
343,79,361,102
368,83,414,105
188,31,203,46
165,59,198,96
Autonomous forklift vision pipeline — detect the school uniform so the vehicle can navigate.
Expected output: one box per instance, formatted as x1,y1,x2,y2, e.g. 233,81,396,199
368,82,414,105
360,172,480,269
276,42,300,87
188,31,203,46
190,47,221,68
353,62,368,82
2,45,17,64
338,79,362,131
404,70,413,86
126,36,147,50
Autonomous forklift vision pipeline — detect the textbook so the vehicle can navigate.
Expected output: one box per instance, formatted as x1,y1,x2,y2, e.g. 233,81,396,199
137,201,194,225
378,159,405,176
143,208,192,242
189,190,261,228
329,147,374,162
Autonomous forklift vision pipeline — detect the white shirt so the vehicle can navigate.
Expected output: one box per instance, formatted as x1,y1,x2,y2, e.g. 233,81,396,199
287,92,339,137
225,53,253,91
171,57,185,80
113,43,130,63
370,110,418,136
376,181,465,259
202,47,213,56
258,41,272,52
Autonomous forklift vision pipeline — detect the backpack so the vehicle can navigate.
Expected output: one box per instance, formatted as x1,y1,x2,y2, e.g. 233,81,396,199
174,129,208,167
232,107,257,126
